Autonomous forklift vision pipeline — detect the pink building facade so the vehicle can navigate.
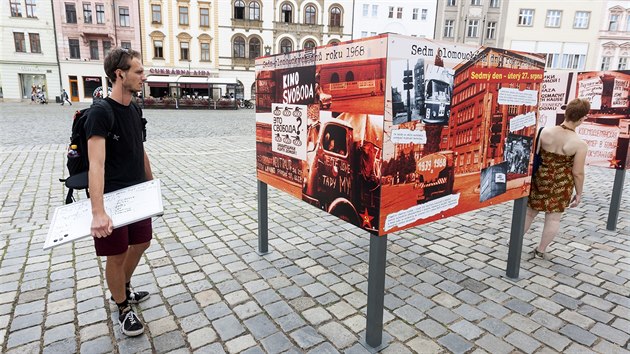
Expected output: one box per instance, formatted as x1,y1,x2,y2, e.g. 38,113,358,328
53,0,141,102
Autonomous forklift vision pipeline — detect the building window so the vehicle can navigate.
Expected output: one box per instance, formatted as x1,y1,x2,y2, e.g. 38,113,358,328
330,6,341,27
66,3,77,23
119,7,129,27
121,41,131,49
413,8,418,20
103,40,111,58
447,0,456,6
600,57,611,71
304,40,316,49
372,5,378,16
280,38,292,53
490,0,499,7
361,31,367,38
397,7,403,19
234,0,245,19
421,9,427,20
95,4,104,23
249,38,261,58
89,40,99,59
180,42,189,60
281,3,292,22
152,5,161,23
179,7,188,25
471,0,481,5
562,54,585,70
388,6,393,18
249,2,260,20
444,20,454,38
619,57,628,70
201,43,210,61
546,10,561,27
69,39,81,58
83,3,92,23
609,14,619,31
14,32,25,52
467,19,479,37
305,5,316,24
10,0,21,17
153,40,163,58
546,53,560,69
573,11,589,29
29,33,41,53
363,4,368,16
200,8,209,26
486,21,496,39
26,0,36,17
233,37,245,58
518,9,534,26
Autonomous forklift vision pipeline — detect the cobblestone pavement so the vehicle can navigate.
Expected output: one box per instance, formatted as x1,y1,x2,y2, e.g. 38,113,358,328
1,102,629,354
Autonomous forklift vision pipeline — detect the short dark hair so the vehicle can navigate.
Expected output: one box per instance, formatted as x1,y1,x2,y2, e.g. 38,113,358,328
565,98,591,122
104,47,141,83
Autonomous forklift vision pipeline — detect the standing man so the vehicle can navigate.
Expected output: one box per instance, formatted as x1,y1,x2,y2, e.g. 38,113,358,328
60,88,72,105
84,47,153,337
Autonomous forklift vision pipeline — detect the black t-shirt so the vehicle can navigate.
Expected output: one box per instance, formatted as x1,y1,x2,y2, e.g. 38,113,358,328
84,97,146,193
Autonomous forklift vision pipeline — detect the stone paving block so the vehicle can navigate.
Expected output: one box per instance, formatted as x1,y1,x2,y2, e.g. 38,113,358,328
244,314,277,340
225,334,256,353
558,310,595,329
559,324,597,346
415,318,448,338
504,331,542,354
477,301,510,319
437,333,473,354
302,307,332,325
593,340,630,354
153,331,186,354
43,323,75,345
590,322,630,346
478,317,512,338
79,323,110,342
194,289,221,307
453,303,486,322
393,304,425,324
203,301,232,321
531,297,563,315
450,319,483,341
320,321,358,348
475,334,514,354
142,305,169,322
563,342,597,354
290,326,326,349
10,312,43,332
342,314,367,333
503,313,540,334
275,312,307,332
213,314,245,341
79,336,114,354
406,336,444,354
233,300,263,320
43,338,76,354
261,332,293,353
503,298,536,315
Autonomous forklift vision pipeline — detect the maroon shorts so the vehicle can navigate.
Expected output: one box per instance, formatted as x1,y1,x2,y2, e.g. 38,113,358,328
93,218,152,256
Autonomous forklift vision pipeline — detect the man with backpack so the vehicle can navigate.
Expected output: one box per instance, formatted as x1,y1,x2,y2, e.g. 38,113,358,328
84,47,153,337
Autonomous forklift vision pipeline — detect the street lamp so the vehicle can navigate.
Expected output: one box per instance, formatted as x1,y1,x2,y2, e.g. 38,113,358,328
264,45,271,56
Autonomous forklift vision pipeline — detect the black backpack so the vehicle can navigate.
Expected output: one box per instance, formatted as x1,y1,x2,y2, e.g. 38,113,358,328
62,99,143,203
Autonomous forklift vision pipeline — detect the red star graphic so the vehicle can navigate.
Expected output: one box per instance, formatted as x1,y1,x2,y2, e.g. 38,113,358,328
360,208,374,229
609,158,620,168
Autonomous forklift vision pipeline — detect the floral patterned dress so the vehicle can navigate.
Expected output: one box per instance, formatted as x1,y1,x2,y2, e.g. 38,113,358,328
528,149,575,213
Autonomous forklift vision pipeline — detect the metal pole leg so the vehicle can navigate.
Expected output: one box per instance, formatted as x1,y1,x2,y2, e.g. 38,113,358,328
607,169,626,231
364,233,388,350
506,197,527,279
257,180,269,255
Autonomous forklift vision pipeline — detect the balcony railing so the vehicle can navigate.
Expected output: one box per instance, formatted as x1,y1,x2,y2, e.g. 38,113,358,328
273,21,323,36
231,19,263,30
232,57,255,68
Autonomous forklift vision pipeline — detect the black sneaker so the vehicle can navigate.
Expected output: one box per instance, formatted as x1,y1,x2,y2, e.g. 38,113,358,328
110,290,150,304
118,307,144,337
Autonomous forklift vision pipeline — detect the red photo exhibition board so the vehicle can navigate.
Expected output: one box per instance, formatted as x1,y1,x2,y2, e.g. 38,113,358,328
255,34,545,236
539,70,630,170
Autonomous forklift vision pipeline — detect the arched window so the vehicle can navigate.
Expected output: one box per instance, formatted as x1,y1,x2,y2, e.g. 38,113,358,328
251,82,256,99
330,6,341,26
280,38,293,53
234,0,245,19
345,71,354,81
249,38,261,59
248,1,260,20
328,39,340,45
305,4,316,24
330,73,340,83
303,40,316,49
233,37,245,58
235,80,244,99
281,3,292,23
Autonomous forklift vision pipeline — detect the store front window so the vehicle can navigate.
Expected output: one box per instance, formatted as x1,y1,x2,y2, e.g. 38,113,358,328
83,76,102,98
20,73,46,99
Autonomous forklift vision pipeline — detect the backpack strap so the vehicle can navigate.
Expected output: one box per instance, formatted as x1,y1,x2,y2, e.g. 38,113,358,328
91,99,116,132
534,127,543,154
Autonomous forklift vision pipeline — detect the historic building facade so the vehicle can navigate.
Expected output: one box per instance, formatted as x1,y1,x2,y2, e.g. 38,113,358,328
597,1,630,71
1,0,60,102
434,0,509,48
53,0,141,102
352,1,437,39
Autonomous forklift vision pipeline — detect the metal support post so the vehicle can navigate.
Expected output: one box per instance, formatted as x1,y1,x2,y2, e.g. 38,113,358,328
257,180,269,255
361,233,389,351
506,197,527,279
607,169,626,231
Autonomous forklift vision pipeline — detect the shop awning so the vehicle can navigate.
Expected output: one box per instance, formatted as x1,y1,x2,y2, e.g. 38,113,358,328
146,75,180,84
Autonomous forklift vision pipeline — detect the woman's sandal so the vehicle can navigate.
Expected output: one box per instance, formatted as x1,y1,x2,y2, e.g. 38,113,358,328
533,249,545,259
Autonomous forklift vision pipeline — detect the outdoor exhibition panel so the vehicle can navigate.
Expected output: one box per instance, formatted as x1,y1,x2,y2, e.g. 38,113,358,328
255,34,546,236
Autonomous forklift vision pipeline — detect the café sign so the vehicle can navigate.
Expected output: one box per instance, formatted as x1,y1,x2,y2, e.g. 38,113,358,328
148,67,217,77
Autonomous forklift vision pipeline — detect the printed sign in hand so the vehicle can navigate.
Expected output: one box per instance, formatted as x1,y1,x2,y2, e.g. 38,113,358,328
271,103,307,160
